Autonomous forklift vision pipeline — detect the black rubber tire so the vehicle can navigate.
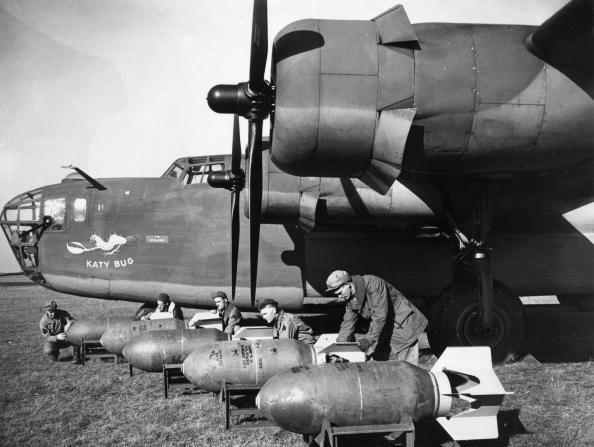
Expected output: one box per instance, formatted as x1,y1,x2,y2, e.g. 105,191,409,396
427,280,526,364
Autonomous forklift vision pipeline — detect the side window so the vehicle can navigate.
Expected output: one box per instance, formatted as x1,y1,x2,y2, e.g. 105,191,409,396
186,163,226,185
73,198,87,222
43,198,66,231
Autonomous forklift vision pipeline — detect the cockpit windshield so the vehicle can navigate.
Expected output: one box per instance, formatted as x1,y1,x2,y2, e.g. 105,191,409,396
164,163,185,180
1,189,44,271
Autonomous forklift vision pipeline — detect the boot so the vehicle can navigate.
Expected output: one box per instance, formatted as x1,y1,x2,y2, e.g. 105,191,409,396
72,345,82,364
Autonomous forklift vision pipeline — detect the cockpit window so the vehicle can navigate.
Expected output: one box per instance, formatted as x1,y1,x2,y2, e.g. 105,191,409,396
15,200,41,222
183,163,225,185
43,198,66,231
163,163,184,180
73,198,87,222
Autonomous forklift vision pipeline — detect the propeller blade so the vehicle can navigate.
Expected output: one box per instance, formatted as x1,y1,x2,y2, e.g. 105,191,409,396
231,114,242,176
247,120,263,306
231,190,240,301
249,0,268,92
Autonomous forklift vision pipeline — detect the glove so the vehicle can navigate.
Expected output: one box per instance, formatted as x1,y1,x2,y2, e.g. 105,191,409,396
358,338,373,353
56,333,67,341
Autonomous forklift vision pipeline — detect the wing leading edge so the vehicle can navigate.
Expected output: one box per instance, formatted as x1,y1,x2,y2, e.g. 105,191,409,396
525,0,594,98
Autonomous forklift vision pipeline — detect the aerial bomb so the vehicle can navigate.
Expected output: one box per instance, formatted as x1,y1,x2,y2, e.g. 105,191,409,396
122,329,230,372
257,347,511,441
182,339,316,392
100,318,185,355
65,317,131,346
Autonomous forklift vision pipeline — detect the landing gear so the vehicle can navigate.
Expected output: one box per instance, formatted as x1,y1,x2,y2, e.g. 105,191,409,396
427,280,525,363
432,184,526,363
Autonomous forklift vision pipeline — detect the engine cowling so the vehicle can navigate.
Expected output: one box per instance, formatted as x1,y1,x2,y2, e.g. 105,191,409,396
271,6,417,194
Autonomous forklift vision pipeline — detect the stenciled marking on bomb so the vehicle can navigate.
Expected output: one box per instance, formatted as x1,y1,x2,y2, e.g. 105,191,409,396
241,344,254,368
182,339,317,392
209,349,223,367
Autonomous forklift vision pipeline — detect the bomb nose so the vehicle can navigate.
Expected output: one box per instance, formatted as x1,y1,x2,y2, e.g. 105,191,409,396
121,344,130,359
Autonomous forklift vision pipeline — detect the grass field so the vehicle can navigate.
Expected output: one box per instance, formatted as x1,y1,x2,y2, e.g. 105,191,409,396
1,280,593,447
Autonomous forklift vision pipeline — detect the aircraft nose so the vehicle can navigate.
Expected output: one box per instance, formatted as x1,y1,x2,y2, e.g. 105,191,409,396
1,189,45,277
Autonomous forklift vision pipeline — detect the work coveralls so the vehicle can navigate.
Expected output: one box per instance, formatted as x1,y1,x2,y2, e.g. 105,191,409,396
337,275,427,363
219,302,243,335
39,309,78,361
273,310,316,345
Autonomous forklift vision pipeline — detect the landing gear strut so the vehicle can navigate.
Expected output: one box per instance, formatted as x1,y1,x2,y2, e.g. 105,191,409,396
429,186,526,363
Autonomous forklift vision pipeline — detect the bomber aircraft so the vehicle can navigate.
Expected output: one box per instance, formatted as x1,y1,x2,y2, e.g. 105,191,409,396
2,0,593,363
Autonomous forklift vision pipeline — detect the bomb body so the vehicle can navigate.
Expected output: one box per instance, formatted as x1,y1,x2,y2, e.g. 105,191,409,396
65,317,131,346
122,328,229,372
257,361,438,434
182,339,316,392
100,318,185,354
257,347,509,441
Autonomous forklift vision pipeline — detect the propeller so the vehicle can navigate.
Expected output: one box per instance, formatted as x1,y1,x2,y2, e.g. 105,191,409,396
207,115,244,301
206,0,274,307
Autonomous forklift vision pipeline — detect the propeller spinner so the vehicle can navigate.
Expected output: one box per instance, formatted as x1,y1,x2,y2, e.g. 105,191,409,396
206,0,274,306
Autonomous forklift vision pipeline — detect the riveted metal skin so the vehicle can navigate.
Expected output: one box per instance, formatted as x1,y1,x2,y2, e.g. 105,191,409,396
122,328,229,372
182,339,316,392
270,18,594,182
99,318,186,355
257,361,438,435
65,317,131,346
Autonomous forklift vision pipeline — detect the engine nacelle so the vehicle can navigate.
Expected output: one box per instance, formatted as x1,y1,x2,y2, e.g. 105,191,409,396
271,6,417,194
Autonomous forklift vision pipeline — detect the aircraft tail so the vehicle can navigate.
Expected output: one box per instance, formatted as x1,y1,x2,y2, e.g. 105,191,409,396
431,347,513,441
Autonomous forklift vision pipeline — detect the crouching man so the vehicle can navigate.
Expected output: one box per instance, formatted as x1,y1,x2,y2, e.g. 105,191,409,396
39,301,80,363
259,299,316,345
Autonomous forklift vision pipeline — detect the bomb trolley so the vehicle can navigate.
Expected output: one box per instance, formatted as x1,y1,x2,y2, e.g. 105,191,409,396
305,419,414,447
162,363,208,398
220,382,275,430
80,338,118,365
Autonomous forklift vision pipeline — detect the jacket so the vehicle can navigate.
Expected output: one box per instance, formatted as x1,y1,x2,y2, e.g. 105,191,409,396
220,302,243,335
337,275,427,356
39,309,74,342
273,310,315,345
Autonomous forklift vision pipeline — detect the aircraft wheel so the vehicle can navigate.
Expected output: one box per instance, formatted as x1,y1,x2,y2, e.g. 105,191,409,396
427,280,525,364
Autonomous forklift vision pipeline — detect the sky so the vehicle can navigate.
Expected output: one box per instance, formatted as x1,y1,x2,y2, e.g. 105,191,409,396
0,0,570,272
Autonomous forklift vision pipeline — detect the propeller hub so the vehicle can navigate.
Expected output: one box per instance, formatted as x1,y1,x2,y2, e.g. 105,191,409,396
207,170,245,192
207,82,273,120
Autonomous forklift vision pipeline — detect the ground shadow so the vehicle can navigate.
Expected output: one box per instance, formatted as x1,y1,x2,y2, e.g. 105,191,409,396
413,410,528,447
522,305,594,362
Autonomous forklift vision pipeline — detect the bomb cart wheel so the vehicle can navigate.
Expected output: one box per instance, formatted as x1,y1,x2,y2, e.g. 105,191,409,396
427,280,525,363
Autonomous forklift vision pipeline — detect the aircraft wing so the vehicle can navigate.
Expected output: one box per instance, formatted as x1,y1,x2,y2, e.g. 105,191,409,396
525,0,594,98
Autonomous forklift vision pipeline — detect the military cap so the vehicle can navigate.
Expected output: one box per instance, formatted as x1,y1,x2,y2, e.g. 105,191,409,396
210,291,228,300
44,301,58,310
259,298,279,310
157,293,170,302
325,270,352,291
